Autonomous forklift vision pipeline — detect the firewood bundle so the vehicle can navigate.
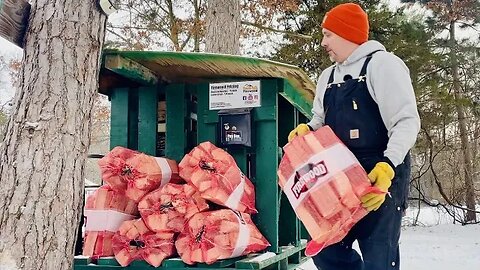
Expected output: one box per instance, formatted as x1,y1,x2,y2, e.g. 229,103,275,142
98,146,182,202
179,141,257,214
112,219,175,267
175,209,270,264
138,183,209,233
278,126,383,256
83,185,138,258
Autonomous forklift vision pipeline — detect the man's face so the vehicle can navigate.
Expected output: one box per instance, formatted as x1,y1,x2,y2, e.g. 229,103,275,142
321,28,355,63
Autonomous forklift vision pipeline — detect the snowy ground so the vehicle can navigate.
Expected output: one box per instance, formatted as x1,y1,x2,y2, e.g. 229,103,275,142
299,206,480,270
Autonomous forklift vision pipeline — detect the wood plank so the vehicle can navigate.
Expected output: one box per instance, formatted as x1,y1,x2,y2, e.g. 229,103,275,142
0,0,30,47
254,79,279,254
104,54,158,86
100,51,315,117
138,86,158,155
109,88,130,149
235,243,306,270
165,84,187,162
279,80,313,119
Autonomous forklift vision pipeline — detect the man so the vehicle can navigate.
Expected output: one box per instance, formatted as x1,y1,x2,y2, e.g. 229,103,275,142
288,3,420,270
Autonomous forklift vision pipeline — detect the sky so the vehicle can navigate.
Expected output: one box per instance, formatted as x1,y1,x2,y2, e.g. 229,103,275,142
0,37,21,105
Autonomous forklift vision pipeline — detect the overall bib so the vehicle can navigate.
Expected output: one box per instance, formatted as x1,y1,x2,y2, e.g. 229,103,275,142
312,52,410,270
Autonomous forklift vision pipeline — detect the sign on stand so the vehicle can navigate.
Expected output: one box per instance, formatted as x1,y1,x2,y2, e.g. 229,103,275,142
209,80,261,110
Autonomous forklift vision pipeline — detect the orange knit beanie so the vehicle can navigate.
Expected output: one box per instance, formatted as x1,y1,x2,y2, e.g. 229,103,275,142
321,3,369,44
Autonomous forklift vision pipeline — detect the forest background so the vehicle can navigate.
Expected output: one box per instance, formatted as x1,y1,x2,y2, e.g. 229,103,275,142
1,0,479,225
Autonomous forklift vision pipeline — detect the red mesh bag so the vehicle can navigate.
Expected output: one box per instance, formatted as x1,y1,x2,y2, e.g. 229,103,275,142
138,183,209,233
277,126,384,256
112,219,176,267
179,142,256,214
83,185,138,258
175,209,270,265
98,146,182,202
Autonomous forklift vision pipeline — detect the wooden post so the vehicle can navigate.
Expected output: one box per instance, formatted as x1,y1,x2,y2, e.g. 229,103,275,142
0,0,30,48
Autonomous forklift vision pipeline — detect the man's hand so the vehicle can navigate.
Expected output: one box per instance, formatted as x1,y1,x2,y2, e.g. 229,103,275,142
360,162,395,211
288,124,311,142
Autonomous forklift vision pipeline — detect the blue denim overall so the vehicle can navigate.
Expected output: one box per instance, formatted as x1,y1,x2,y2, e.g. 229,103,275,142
312,52,411,270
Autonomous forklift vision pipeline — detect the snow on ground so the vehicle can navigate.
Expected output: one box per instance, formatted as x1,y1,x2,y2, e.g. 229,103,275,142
299,206,480,270
400,223,480,270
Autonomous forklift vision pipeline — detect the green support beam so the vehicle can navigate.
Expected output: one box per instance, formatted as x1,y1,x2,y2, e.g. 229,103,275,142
165,84,188,162
104,54,159,86
278,90,301,248
137,86,158,155
128,91,139,150
254,79,279,253
197,83,218,144
110,88,130,149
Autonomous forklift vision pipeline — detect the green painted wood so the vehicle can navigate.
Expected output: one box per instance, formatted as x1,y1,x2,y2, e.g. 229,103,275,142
278,80,312,119
196,83,217,144
73,257,91,265
277,93,300,248
287,256,310,270
165,84,187,162
279,194,300,247
204,112,219,124
235,243,306,269
110,88,130,149
254,79,279,254
228,147,248,175
287,251,302,265
138,86,158,155
197,257,241,268
162,258,187,268
128,90,139,150
185,84,198,150
97,257,120,266
101,51,315,110
74,256,247,270
129,260,157,268
104,54,158,85
295,109,309,244
279,258,288,270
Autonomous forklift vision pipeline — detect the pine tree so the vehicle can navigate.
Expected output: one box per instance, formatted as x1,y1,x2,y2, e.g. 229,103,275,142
402,0,480,223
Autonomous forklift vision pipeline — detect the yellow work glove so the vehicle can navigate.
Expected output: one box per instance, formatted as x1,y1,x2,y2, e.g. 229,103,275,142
288,124,311,142
360,162,395,211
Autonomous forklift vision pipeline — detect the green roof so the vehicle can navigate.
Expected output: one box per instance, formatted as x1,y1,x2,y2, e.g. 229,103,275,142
100,50,315,118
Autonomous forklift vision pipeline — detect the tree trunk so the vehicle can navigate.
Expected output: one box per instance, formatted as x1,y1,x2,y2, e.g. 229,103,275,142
449,21,477,222
193,0,201,52
205,0,240,54
0,1,106,269
166,0,181,51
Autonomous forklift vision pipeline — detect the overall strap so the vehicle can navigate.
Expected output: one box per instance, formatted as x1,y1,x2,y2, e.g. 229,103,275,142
359,50,382,77
327,67,335,84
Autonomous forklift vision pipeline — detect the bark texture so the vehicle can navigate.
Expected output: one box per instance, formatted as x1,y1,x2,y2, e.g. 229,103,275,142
0,1,106,269
205,0,240,54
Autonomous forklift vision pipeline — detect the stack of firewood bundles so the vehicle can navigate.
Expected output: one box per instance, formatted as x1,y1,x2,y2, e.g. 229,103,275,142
82,143,269,267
